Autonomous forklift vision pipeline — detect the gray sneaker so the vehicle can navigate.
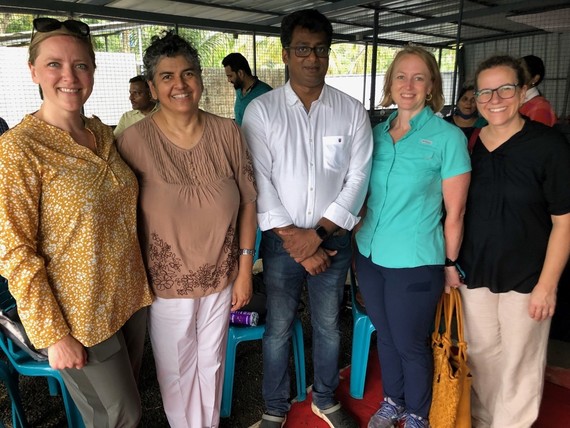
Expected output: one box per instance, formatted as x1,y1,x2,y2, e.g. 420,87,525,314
368,400,405,428
259,413,287,428
311,402,359,428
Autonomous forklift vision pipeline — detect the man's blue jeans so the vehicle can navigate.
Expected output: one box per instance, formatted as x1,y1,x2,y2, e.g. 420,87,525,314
261,230,352,416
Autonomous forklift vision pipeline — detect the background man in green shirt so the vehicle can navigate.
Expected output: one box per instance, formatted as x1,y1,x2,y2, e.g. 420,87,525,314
222,53,272,125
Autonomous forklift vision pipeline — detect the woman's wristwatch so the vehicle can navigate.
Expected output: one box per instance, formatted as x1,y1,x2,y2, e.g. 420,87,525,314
444,257,456,267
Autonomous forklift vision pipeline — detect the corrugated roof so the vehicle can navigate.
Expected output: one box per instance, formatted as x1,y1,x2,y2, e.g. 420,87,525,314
0,0,568,47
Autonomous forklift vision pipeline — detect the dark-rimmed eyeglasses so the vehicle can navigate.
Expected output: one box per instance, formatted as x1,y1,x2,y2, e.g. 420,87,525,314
475,84,518,104
33,17,90,38
286,46,331,58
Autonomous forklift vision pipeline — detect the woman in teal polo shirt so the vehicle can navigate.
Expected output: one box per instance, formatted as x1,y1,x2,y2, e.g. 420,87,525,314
354,46,471,428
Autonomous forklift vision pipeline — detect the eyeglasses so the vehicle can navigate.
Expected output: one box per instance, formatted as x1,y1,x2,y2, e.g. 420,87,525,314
286,46,331,58
475,84,518,103
33,18,90,38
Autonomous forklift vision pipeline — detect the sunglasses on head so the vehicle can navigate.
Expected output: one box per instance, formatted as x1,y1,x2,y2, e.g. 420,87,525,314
33,17,90,37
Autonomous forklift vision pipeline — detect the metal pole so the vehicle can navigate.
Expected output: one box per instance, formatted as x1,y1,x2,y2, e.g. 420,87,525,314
253,32,257,76
370,9,380,112
362,41,368,107
451,0,466,108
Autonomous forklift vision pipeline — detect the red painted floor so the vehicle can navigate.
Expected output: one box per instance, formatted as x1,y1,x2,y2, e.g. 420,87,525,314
284,350,570,428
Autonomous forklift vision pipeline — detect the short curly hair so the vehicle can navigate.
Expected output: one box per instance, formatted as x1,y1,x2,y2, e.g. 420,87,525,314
143,31,201,83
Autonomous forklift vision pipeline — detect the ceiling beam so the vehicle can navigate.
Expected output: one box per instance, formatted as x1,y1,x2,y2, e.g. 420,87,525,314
0,0,366,42
255,0,375,26
361,0,569,37
0,0,283,36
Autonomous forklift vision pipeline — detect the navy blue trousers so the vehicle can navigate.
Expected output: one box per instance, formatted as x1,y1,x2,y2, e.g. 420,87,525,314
355,251,444,418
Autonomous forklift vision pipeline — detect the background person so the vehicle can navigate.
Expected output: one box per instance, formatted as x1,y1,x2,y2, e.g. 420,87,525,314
222,52,272,125
458,55,570,428
0,18,153,427
354,46,471,428
117,31,257,428
242,9,372,428
519,54,557,126
444,85,485,140
114,74,158,135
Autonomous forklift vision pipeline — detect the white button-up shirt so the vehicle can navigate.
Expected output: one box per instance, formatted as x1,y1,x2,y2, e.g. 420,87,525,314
242,81,372,231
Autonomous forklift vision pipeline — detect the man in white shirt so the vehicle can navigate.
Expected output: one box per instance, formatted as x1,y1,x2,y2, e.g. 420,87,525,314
242,9,372,428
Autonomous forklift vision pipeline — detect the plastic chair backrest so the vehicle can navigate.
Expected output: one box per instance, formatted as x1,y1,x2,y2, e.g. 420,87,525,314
347,267,376,399
349,268,366,315
254,228,262,263
0,277,23,358
0,277,85,427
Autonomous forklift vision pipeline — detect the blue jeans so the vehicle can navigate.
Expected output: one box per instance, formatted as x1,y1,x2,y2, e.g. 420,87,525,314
261,230,351,416
355,252,444,418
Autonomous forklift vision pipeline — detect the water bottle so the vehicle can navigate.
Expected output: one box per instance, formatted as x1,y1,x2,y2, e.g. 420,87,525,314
230,310,259,326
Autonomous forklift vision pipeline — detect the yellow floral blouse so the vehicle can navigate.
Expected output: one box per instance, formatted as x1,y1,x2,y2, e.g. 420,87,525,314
0,114,153,349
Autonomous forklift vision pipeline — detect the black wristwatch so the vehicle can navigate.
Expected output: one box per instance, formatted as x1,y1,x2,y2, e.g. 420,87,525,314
444,257,457,267
314,225,328,240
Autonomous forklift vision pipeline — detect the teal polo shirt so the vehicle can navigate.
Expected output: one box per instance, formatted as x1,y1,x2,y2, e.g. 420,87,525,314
356,107,471,268
234,78,272,126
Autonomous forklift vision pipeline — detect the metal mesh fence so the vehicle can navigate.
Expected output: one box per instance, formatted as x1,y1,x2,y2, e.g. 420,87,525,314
0,10,569,128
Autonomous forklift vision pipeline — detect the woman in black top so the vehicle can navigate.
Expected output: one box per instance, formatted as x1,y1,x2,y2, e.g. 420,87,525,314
458,55,570,427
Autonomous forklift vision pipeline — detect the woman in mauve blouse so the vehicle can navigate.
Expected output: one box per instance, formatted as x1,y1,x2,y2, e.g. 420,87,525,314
117,31,257,428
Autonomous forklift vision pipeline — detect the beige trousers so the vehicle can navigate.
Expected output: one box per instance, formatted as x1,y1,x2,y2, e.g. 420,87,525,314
459,287,551,428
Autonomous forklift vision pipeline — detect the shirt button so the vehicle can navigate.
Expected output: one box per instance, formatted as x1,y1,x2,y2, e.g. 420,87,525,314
308,211,312,215
310,187,313,191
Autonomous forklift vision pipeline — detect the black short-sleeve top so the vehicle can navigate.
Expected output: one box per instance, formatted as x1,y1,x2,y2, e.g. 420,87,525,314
458,119,570,293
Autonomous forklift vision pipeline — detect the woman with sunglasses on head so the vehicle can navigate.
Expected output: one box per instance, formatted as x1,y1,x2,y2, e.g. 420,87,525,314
457,55,570,427
0,18,153,427
354,46,471,428
116,31,257,428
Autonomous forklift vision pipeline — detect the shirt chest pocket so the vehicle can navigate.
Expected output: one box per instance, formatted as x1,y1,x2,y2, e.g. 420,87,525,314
398,146,440,182
322,135,350,170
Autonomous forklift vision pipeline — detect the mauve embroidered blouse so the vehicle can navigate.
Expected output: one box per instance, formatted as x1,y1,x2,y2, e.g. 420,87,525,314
118,111,257,299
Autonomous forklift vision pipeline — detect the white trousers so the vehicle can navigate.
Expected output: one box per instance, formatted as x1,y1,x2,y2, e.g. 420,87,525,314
460,287,551,428
149,285,232,428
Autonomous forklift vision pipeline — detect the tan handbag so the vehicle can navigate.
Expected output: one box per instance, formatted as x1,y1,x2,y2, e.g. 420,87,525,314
429,288,472,428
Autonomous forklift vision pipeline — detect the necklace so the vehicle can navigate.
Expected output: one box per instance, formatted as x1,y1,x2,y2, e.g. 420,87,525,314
243,80,256,95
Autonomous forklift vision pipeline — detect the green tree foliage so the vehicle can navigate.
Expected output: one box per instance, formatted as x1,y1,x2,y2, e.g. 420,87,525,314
1,13,455,77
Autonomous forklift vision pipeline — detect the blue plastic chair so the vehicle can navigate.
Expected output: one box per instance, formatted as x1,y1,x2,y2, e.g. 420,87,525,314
0,277,85,428
0,359,27,428
220,228,307,418
348,268,376,399
221,317,306,418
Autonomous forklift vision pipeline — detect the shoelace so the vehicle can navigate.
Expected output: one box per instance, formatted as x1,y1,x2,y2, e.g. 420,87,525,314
402,413,429,428
374,401,403,420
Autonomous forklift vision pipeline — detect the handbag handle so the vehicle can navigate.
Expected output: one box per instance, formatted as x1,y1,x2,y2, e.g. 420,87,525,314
434,288,469,361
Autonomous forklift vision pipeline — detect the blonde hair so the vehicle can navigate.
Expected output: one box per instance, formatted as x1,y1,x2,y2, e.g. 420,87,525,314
380,46,444,112
28,27,96,68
